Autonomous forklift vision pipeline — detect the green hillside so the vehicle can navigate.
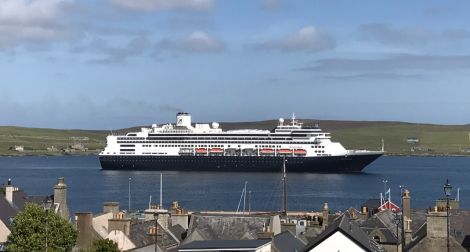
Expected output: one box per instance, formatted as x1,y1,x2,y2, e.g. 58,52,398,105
0,126,106,155
1,120,470,156
221,120,470,155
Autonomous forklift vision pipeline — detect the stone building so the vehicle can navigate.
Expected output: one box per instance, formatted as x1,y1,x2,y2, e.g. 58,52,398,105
0,178,69,245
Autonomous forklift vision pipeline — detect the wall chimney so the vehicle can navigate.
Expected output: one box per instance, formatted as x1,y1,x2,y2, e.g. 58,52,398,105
360,206,368,221
405,220,413,244
54,177,70,220
108,212,131,236
103,202,120,214
5,178,14,205
402,189,411,245
322,202,329,230
426,210,447,238
402,189,411,223
349,208,357,220
75,212,94,250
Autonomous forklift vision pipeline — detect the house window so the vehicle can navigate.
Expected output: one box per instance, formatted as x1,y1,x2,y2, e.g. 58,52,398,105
373,235,381,243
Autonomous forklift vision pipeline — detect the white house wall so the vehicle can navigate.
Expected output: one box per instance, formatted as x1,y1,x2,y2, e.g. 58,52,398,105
0,220,10,243
256,243,272,252
309,231,367,252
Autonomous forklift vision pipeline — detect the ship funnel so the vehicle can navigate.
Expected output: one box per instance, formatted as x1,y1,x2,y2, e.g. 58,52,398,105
176,112,191,127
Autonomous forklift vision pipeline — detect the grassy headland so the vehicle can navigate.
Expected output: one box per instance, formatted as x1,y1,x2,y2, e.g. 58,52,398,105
1,120,470,156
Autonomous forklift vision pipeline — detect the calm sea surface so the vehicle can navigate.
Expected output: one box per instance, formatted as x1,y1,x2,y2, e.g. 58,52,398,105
0,155,468,214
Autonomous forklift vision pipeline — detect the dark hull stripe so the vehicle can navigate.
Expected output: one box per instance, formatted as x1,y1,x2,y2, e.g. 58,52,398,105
99,154,382,173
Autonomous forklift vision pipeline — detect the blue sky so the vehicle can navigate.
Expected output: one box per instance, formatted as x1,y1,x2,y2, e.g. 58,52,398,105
1,0,470,129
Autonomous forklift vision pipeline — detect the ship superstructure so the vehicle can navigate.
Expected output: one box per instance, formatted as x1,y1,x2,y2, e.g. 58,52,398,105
99,112,382,172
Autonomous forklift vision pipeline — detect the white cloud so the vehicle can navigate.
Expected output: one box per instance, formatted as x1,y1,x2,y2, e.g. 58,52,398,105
75,36,152,64
250,25,335,53
109,0,214,11
0,0,73,49
156,31,225,54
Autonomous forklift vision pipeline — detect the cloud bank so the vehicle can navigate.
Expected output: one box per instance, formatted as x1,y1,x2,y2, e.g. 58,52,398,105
155,31,225,54
250,25,335,53
0,0,73,49
300,54,470,72
108,0,214,12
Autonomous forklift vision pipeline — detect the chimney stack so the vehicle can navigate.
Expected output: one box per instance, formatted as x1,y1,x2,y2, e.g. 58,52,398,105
5,178,16,205
103,202,120,214
54,177,70,220
426,209,447,238
402,189,411,223
360,206,368,221
322,203,329,230
108,212,131,236
402,189,412,245
75,212,94,250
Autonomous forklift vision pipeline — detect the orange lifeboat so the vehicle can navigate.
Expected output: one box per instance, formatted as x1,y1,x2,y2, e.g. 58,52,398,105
294,149,307,155
195,148,208,154
277,149,292,154
209,148,223,153
260,148,275,154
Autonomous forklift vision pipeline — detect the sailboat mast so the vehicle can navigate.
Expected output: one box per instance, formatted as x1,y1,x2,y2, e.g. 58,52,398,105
160,173,163,208
281,159,287,217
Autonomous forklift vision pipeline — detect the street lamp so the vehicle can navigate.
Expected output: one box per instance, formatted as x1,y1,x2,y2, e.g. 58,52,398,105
444,179,452,252
394,212,402,252
44,198,53,252
399,185,405,252
154,213,159,252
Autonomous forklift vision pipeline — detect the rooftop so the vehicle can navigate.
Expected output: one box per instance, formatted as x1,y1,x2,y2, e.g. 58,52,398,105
178,239,271,250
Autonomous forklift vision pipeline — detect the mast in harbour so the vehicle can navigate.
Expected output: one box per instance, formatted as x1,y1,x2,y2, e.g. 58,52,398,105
281,158,287,217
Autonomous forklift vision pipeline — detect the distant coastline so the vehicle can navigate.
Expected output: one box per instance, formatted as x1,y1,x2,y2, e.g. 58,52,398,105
1,119,470,156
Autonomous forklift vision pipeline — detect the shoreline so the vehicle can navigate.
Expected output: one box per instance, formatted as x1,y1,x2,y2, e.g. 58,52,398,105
1,152,469,158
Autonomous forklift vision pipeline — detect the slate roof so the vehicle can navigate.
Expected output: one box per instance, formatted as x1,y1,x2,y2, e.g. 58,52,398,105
450,209,470,248
11,191,29,211
408,236,466,252
302,214,385,252
187,213,274,240
0,189,49,230
26,195,50,206
130,220,179,249
297,226,323,244
0,197,18,229
405,209,470,251
272,230,306,252
169,224,187,242
409,209,428,237
178,239,271,250
360,209,401,244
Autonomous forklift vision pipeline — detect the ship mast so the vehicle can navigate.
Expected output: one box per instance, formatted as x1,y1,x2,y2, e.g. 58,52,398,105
281,158,287,217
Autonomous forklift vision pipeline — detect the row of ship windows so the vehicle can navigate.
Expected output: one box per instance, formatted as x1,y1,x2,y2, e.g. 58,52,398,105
117,141,319,145
128,144,325,149
122,133,327,138
118,137,314,141
113,152,331,156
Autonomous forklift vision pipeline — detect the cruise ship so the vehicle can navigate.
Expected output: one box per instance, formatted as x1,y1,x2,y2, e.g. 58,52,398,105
99,113,383,172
